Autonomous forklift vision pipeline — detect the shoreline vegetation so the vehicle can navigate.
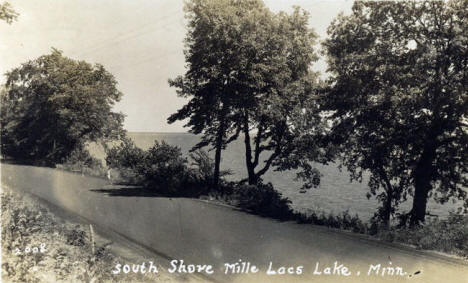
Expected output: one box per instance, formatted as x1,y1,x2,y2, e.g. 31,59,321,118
49,137,468,260
0,186,187,283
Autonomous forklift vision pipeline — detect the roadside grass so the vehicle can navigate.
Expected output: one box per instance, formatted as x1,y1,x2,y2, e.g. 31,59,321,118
0,187,178,282
293,209,368,234
294,208,468,259
376,213,468,259
56,162,107,178
56,146,107,178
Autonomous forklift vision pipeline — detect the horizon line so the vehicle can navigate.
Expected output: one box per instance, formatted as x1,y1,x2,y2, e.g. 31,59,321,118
126,131,191,134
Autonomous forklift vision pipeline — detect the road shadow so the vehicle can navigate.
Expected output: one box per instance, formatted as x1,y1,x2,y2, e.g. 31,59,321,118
1,158,54,167
91,185,165,197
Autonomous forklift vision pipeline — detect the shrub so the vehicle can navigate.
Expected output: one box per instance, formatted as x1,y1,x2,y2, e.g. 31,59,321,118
105,137,145,170
188,150,213,184
295,210,367,234
233,182,293,221
65,227,87,247
138,140,190,195
174,150,215,197
105,137,145,184
377,213,468,258
185,149,232,195
58,146,105,177
187,149,216,188
105,139,222,197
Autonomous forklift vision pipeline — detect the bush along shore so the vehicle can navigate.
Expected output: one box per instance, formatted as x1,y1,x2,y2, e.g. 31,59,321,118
0,186,182,283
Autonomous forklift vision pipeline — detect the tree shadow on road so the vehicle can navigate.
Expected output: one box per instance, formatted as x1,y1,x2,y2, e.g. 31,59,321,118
90,185,164,197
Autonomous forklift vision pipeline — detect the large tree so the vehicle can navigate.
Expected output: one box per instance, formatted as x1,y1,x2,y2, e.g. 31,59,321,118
324,0,467,225
168,0,244,190
232,5,322,186
170,0,324,189
1,49,125,165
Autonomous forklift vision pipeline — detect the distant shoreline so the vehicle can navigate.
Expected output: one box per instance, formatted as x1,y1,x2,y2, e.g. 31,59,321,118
127,131,192,135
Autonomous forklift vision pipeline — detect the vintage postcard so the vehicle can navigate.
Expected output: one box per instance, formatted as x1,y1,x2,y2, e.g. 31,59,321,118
1,0,467,282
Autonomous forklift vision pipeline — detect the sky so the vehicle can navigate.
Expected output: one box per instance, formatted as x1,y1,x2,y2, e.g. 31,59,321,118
0,0,353,132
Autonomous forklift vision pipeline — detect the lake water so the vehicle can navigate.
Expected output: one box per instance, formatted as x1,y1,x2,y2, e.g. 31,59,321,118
89,132,462,221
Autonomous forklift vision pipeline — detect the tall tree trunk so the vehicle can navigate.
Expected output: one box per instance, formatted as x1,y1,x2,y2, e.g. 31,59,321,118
213,106,227,191
213,121,224,191
410,179,430,226
379,166,393,228
410,145,436,226
242,112,256,185
382,193,392,229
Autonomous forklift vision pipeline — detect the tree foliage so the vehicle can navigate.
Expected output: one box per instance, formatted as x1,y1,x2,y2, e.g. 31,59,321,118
105,138,219,196
170,0,326,188
138,140,190,194
323,0,468,225
0,1,18,24
105,137,145,171
1,49,125,165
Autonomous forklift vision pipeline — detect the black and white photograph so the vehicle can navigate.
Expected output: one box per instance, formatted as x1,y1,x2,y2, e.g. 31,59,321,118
0,0,467,282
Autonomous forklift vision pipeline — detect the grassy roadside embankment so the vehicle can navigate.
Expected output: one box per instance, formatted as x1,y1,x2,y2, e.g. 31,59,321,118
0,186,194,283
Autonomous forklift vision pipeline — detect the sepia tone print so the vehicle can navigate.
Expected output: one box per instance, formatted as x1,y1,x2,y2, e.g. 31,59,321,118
1,0,467,282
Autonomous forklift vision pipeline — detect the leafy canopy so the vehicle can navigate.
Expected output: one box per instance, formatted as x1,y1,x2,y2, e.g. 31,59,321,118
1,49,125,165
323,0,468,222
170,0,327,188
